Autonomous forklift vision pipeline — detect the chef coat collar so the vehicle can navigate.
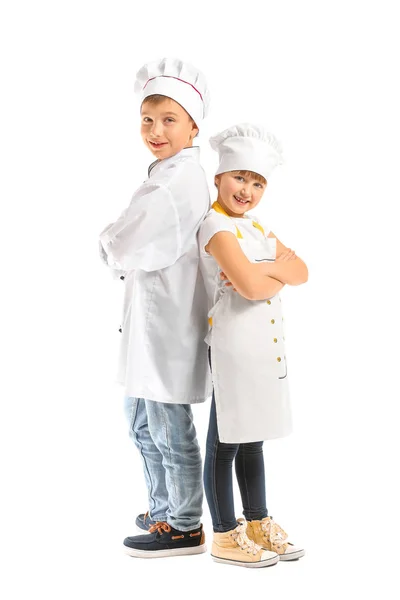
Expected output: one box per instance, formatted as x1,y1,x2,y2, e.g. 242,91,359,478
148,146,200,177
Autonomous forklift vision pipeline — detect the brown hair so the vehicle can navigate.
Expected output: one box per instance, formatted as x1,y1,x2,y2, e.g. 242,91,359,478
141,95,196,126
141,94,170,107
234,170,267,185
216,170,267,185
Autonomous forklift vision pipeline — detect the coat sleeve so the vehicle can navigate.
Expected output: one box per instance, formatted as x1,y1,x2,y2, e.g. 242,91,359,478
99,183,180,272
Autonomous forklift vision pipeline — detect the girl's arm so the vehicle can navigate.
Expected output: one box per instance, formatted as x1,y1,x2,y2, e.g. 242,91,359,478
255,232,308,285
206,232,286,301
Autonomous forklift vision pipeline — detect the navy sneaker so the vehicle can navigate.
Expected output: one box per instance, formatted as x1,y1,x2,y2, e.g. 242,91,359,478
124,521,206,558
135,511,157,534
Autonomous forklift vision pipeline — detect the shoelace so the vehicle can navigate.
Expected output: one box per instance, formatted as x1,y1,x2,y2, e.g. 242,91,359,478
261,518,288,548
148,521,172,535
233,523,262,556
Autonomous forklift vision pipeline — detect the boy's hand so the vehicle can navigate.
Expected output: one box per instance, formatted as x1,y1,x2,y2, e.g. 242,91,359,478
276,248,296,262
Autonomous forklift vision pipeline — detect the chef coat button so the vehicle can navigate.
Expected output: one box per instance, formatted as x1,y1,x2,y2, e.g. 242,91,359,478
267,300,271,305
273,338,277,343
271,319,275,324
120,276,125,281
277,357,281,362
119,327,122,333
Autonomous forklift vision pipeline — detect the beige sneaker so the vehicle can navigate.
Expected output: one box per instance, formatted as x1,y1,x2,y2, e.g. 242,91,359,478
246,516,305,561
211,518,279,568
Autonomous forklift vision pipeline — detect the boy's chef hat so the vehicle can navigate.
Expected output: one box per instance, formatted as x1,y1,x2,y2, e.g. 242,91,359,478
134,58,210,127
210,123,283,180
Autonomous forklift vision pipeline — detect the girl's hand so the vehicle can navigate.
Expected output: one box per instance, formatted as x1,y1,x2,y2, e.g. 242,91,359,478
220,271,237,291
276,248,296,262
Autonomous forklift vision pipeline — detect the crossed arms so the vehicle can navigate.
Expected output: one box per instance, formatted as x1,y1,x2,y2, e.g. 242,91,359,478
205,231,308,301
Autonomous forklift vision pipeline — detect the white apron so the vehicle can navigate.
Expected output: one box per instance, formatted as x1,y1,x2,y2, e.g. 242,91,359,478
208,209,292,443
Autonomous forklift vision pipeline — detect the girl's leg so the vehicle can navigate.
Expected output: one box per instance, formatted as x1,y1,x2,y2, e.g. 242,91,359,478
203,393,240,532
235,441,268,521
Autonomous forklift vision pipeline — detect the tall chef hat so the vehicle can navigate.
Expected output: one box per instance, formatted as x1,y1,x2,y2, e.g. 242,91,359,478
210,123,283,181
134,57,210,127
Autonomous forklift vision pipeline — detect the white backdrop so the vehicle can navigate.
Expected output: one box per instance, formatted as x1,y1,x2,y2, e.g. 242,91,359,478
1,1,399,598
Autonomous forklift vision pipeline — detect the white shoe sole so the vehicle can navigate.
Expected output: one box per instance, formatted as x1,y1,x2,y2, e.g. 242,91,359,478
125,543,207,558
211,554,279,568
279,549,305,561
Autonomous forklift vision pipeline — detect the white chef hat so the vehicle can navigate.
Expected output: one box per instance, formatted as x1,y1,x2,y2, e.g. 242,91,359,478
134,57,210,127
210,123,283,180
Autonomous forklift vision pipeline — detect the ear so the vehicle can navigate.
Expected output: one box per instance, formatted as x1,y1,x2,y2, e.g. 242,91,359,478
214,176,219,188
189,118,199,140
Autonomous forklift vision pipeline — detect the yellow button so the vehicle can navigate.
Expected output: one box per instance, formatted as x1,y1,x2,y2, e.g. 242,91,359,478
267,300,271,305
273,338,277,343
271,319,275,324
277,357,281,362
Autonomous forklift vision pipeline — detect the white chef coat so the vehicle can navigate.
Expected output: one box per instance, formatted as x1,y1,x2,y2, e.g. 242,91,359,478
100,147,212,404
197,205,292,442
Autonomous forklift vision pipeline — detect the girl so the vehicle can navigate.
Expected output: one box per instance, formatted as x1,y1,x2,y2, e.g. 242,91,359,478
198,124,308,568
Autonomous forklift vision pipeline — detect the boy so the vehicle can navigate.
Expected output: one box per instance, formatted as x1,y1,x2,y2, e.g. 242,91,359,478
99,58,211,558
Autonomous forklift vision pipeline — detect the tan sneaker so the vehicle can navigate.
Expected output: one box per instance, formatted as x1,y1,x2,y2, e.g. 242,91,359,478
246,516,305,561
211,518,279,568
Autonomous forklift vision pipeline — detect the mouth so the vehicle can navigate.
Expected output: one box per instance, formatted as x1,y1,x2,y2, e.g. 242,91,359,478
233,195,250,206
148,140,168,150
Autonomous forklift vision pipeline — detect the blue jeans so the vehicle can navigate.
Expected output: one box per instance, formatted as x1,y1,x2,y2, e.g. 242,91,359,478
204,348,268,532
124,397,203,531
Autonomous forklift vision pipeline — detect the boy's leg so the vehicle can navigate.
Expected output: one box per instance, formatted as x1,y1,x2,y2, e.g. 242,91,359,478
145,399,203,532
124,396,168,522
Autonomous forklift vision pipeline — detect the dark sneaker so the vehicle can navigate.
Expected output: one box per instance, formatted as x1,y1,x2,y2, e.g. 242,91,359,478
124,521,206,558
135,511,157,534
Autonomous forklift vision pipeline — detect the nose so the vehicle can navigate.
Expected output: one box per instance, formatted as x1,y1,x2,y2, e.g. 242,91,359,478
241,183,252,198
150,120,163,137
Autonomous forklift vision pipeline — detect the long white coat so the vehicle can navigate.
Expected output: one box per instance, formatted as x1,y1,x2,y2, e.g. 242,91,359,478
100,147,212,404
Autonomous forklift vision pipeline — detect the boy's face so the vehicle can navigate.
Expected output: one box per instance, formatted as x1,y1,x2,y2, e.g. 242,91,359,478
216,171,267,218
140,97,199,160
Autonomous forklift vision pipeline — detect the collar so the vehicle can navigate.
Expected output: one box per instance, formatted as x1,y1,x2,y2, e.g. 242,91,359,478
212,201,265,238
148,146,200,178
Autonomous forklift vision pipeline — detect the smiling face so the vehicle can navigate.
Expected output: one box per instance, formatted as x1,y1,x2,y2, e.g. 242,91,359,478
140,96,199,160
215,170,267,217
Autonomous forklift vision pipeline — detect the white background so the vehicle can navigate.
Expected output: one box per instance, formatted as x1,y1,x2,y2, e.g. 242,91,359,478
1,1,399,598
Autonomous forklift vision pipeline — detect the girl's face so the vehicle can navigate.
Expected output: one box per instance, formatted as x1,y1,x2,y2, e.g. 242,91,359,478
216,171,267,217
140,97,198,160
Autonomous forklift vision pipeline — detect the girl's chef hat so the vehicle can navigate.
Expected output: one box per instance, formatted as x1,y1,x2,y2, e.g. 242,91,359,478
210,123,283,180
134,58,210,127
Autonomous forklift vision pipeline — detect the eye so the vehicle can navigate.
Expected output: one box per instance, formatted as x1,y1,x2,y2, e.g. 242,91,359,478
234,175,245,182
165,118,175,123
254,182,264,189
142,117,152,123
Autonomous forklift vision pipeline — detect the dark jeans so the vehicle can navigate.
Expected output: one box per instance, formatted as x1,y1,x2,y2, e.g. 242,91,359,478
204,350,268,532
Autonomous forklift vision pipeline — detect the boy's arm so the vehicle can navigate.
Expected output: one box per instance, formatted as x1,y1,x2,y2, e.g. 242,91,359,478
255,232,308,285
99,183,180,273
206,232,286,301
